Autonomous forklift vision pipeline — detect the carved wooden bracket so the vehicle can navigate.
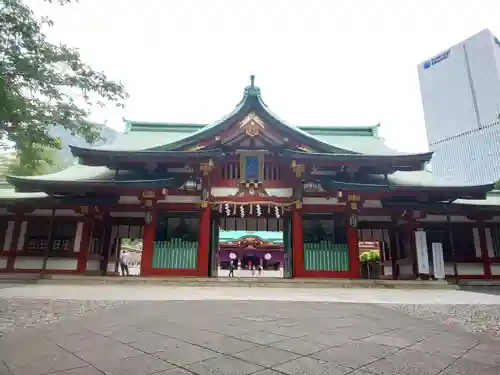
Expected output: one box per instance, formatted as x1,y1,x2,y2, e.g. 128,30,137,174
74,205,103,220
336,191,365,212
200,159,215,176
234,181,269,197
291,160,305,178
138,190,159,209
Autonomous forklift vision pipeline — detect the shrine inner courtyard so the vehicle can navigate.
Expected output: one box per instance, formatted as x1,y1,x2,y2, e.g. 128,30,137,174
1,284,500,375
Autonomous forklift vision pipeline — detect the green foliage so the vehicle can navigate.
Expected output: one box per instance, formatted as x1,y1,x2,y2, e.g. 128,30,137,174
6,146,69,176
495,179,500,190
121,238,142,249
0,0,127,169
359,250,380,263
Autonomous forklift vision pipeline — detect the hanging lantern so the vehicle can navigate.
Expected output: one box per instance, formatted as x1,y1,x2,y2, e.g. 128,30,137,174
274,205,280,219
182,180,198,191
240,205,245,218
225,203,231,216
256,204,262,217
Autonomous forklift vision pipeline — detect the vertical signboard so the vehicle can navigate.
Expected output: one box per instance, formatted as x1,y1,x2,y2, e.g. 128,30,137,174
414,230,430,275
432,242,445,279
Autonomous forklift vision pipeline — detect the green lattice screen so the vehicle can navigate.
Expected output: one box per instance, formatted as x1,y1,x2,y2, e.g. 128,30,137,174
304,241,349,271
152,239,198,269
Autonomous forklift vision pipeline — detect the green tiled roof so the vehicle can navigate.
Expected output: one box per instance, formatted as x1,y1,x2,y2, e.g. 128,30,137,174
0,76,494,202
85,77,404,156
109,121,400,156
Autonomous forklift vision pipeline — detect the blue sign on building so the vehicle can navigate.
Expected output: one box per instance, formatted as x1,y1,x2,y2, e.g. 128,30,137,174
423,49,451,69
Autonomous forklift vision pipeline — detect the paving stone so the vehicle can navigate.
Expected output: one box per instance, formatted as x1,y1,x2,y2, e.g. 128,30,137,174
475,341,500,353
128,334,184,354
311,345,380,368
0,338,63,362
439,358,500,375
184,354,264,375
47,331,118,353
230,330,290,345
154,342,220,366
407,338,471,358
98,326,149,344
307,332,354,347
90,354,173,375
271,337,333,355
153,369,197,375
311,340,399,367
193,334,259,354
381,327,440,342
431,332,480,349
334,340,399,358
46,366,106,375
5,351,87,375
361,349,456,375
232,346,300,367
362,334,414,348
462,348,500,366
272,356,353,375
2,295,500,375
0,360,11,375
73,343,143,363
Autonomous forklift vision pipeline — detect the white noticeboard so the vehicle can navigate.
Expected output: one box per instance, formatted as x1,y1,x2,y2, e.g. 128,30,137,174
432,242,445,280
414,230,430,275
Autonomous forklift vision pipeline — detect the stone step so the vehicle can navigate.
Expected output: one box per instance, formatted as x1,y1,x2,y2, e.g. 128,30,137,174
0,273,40,284
38,275,458,289
459,279,500,287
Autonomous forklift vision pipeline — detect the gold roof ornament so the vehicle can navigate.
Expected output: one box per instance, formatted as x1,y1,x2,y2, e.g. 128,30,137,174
240,112,265,137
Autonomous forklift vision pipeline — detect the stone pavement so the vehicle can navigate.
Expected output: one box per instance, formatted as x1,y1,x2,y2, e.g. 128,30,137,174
1,288,500,374
2,284,500,304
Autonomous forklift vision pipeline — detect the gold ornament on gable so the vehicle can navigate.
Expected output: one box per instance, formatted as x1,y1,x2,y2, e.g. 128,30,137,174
240,112,265,137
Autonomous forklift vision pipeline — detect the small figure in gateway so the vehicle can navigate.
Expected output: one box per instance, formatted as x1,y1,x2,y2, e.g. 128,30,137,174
228,260,235,278
119,250,130,276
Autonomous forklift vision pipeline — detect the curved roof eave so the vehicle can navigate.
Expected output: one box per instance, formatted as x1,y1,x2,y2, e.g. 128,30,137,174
7,175,180,192
69,145,224,159
282,149,434,162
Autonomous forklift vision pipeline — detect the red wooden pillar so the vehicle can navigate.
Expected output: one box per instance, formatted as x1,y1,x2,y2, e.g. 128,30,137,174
478,223,492,279
76,218,92,273
141,211,156,276
292,207,304,277
197,205,211,277
347,220,361,278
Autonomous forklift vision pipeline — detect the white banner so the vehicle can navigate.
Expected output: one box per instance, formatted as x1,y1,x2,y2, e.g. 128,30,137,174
414,230,430,275
432,242,445,279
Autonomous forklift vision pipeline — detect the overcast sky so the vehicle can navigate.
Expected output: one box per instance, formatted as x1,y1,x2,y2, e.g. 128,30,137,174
28,0,500,153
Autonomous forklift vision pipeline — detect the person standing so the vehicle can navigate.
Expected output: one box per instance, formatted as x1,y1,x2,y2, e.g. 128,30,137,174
119,250,130,276
228,260,235,278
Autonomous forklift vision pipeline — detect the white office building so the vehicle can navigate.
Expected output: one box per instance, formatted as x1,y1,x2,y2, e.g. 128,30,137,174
418,28,500,185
